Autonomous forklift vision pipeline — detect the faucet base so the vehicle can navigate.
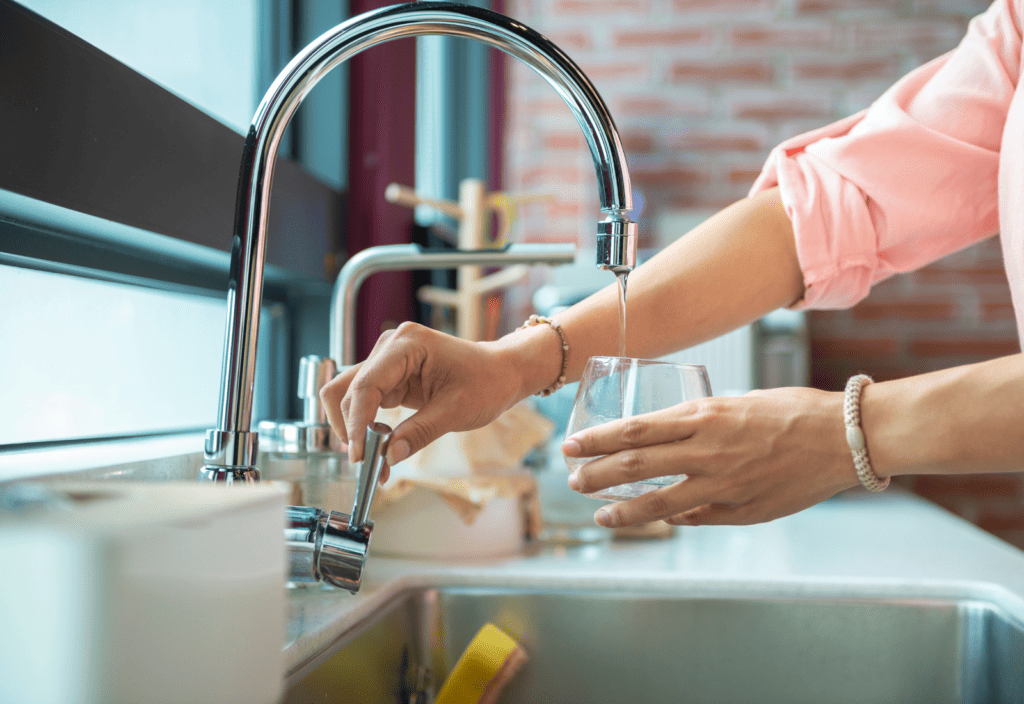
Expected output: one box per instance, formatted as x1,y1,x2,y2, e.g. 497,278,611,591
199,465,261,484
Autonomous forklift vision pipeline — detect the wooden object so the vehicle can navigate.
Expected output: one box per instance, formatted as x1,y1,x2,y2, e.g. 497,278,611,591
385,178,552,341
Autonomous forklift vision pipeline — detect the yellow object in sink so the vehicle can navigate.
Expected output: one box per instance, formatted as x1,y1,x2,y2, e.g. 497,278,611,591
435,623,529,704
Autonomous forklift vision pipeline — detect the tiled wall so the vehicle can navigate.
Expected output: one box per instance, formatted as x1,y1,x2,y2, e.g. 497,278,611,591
503,0,1024,547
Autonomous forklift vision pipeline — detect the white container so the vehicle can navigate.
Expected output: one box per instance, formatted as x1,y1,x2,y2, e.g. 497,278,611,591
370,487,526,559
0,481,288,704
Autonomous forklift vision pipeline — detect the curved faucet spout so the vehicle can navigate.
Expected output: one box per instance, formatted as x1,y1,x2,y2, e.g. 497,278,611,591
201,1,638,479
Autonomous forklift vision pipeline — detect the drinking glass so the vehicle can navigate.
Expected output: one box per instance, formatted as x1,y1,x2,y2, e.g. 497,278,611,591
565,357,712,502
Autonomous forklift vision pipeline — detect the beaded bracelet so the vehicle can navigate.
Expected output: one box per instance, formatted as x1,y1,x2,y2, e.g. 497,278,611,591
843,374,889,492
518,314,568,397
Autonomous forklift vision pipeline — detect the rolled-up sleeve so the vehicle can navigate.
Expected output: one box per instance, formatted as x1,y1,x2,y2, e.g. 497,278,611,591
751,0,1021,309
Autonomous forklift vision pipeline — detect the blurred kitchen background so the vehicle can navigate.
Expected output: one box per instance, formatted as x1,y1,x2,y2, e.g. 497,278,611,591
2,0,1020,545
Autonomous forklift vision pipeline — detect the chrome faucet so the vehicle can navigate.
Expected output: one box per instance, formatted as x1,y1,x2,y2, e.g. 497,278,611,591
201,2,638,483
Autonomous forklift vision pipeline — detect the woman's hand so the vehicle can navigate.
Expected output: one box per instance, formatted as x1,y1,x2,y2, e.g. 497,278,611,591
319,322,542,482
563,388,862,527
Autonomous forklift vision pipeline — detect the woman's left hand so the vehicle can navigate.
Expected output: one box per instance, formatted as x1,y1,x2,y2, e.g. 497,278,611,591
562,388,862,528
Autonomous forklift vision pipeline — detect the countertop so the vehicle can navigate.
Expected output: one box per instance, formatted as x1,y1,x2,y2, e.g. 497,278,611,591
283,487,1024,681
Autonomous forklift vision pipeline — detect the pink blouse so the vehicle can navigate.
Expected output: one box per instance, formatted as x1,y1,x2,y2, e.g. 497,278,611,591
751,0,1024,349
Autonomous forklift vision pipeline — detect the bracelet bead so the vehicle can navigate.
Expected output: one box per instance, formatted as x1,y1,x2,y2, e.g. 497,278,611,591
518,314,568,397
843,374,889,492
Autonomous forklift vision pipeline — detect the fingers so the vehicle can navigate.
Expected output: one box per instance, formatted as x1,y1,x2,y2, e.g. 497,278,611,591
335,326,420,463
321,363,361,446
590,478,712,528
562,401,704,460
567,442,699,495
343,378,387,464
665,503,758,526
386,399,452,466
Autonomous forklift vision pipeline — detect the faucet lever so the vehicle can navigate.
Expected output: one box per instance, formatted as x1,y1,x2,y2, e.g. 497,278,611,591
284,423,391,593
349,422,392,530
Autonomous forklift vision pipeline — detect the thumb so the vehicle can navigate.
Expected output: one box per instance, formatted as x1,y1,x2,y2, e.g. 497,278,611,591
385,401,453,466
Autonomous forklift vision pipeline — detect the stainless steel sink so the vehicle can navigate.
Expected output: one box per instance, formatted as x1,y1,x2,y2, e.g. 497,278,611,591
283,587,1024,704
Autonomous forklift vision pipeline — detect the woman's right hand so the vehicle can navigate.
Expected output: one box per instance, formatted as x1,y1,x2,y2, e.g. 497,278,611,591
319,322,543,481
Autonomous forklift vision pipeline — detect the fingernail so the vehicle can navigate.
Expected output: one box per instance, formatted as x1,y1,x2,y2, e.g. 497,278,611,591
567,472,580,491
562,438,581,456
595,507,614,527
387,439,410,466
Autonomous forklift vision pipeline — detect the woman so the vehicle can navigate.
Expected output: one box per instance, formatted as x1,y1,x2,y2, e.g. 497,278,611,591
322,0,1023,529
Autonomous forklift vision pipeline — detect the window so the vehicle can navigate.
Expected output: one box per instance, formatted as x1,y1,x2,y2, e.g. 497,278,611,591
16,0,261,134
0,0,340,469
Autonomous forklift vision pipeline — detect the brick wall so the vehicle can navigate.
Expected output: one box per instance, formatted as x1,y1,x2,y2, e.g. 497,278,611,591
502,0,1024,547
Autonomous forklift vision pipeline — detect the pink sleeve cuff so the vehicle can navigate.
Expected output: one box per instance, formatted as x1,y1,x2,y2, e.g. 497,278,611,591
751,112,879,310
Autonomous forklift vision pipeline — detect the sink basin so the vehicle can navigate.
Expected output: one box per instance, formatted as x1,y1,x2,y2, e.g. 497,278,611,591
283,586,1024,704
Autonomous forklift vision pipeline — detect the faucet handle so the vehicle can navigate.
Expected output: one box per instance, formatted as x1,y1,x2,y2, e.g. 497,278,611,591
297,355,337,425
349,422,392,530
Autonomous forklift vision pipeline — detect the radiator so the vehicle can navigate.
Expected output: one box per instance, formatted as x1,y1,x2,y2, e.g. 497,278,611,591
659,325,755,397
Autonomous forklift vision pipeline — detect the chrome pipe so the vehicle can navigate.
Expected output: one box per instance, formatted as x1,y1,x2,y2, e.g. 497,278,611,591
203,2,636,478
329,242,576,366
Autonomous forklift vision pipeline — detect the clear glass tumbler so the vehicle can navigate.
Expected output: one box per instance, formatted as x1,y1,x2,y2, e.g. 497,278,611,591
565,356,712,502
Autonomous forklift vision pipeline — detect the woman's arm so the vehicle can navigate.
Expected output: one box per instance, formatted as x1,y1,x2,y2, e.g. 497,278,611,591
564,353,1024,529
323,187,804,467
503,186,803,392
543,186,804,381
863,353,1024,477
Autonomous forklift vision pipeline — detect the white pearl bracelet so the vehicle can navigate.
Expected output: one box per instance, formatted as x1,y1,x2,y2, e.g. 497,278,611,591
843,374,889,492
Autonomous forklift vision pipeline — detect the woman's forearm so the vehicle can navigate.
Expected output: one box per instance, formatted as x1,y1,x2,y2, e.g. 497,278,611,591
861,353,1024,477
523,186,804,388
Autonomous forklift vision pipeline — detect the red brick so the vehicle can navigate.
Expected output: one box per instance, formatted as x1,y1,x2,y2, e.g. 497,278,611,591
729,167,765,184
544,30,594,52
577,61,648,83
520,166,585,186
671,60,774,83
810,336,899,358
553,0,648,13
797,0,898,13
861,363,948,382
631,166,711,186
675,0,771,11
676,132,765,152
914,266,1009,286
522,230,580,246
982,302,1016,321
521,99,574,117
852,300,955,321
795,56,902,81
614,27,712,48
978,509,1024,533
975,236,1006,261
664,192,736,210
734,99,833,123
547,200,583,218
617,95,709,118
909,339,1021,357
851,20,964,51
913,474,1022,499
731,26,835,49
621,132,655,153
542,132,584,150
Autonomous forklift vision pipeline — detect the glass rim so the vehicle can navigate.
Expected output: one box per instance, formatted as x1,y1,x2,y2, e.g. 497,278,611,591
586,355,708,373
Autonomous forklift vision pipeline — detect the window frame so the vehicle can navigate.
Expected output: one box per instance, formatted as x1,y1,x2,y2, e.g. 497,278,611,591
0,0,343,448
